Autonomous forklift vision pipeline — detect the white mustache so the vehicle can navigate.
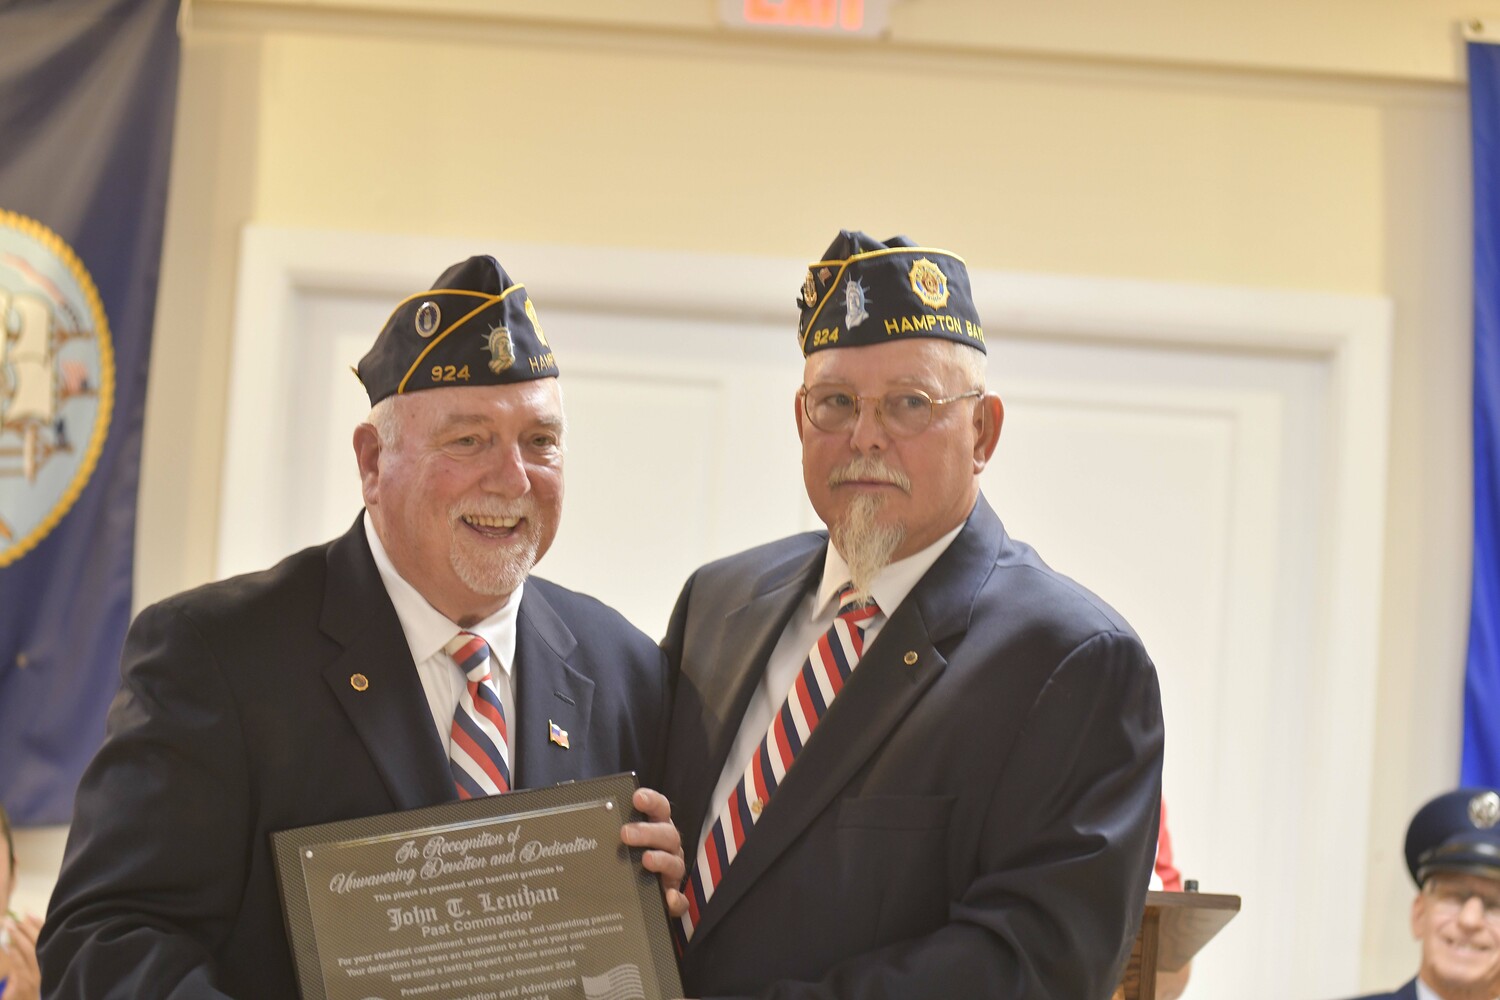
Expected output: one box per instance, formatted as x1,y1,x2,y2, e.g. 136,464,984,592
828,457,911,492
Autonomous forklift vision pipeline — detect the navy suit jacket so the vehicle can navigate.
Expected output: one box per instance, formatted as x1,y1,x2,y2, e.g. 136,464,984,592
661,495,1165,999
39,515,670,998
1342,979,1419,1000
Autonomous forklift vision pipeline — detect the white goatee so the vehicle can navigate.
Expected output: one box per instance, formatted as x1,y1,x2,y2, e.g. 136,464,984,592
831,491,903,606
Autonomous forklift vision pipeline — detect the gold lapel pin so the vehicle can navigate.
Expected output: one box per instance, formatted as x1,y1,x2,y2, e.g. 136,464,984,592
903,651,919,666
350,673,370,692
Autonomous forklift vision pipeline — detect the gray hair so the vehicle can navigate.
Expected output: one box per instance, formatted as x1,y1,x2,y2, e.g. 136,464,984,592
952,341,990,392
366,396,401,446
362,382,569,450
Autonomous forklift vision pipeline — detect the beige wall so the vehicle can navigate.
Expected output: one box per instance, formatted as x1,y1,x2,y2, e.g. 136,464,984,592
122,0,1477,990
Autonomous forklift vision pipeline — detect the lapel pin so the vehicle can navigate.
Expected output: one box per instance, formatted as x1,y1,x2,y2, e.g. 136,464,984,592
350,673,370,692
549,719,570,749
903,651,919,666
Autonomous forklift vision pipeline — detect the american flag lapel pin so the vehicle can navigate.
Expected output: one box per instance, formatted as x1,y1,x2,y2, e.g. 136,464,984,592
548,719,570,749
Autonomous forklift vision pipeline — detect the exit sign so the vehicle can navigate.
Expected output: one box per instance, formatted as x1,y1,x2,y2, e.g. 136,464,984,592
719,0,897,38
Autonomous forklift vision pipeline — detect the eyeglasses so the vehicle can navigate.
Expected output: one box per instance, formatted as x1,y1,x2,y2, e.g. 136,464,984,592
1425,880,1500,923
800,385,983,438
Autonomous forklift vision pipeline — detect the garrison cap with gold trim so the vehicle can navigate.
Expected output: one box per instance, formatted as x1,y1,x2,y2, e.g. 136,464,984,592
1404,787,1500,884
356,255,557,406
797,230,985,356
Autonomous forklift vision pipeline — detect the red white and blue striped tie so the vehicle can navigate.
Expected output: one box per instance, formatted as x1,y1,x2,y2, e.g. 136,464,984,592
678,585,879,943
446,631,511,798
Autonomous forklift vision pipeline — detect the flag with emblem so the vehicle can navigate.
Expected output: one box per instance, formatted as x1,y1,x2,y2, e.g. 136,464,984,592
0,0,181,824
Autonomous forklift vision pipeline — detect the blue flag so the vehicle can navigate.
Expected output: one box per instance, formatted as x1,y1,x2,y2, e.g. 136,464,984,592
0,0,180,825
1465,40,1500,787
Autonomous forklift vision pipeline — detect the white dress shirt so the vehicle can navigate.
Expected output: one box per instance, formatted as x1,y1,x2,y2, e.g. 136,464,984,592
697,521,965,844
364,515,519,756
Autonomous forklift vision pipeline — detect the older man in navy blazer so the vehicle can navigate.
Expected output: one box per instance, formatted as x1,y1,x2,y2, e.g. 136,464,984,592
1342,788,1500,1000
662,231,1165,999
40,257,685,998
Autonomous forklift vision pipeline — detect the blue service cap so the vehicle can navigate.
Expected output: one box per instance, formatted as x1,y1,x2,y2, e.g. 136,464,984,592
1404,787,1500,885
356,255,557,406
796,230,986,357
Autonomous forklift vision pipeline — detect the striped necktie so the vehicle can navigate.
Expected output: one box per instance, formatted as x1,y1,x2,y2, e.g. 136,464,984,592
679,584,879,943
446,631,511,798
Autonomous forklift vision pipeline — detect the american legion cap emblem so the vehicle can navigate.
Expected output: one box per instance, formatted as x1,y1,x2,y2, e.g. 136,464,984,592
0,209,113,567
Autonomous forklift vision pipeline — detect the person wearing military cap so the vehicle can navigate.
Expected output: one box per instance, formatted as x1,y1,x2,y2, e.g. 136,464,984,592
660,231,1165,998
39,256,687,998
1340,788,1500,1000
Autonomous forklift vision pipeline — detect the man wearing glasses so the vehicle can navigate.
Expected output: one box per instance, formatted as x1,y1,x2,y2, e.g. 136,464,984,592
1345,789,1500,1000
661,231,1165,998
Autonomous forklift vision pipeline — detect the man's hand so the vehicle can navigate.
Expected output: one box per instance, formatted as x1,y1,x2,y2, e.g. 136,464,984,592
0,911,42,1000
620,787,688,919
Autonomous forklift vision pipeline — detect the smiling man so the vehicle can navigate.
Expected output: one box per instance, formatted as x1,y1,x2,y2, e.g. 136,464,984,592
40,257,684,998
661,231,1165,998
1345,789,1500,1000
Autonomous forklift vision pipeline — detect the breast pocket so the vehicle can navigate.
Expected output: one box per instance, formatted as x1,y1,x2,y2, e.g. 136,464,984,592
836,795,956,943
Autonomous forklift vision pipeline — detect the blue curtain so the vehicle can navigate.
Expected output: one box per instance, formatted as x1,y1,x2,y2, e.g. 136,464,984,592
0,0,181,825
1465,40,1500,787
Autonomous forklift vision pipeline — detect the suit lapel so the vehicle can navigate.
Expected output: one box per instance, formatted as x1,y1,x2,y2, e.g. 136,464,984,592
318,516,455,811
511,585,595,789
690,603,948,944
674,543,824,855
690,499,1009,946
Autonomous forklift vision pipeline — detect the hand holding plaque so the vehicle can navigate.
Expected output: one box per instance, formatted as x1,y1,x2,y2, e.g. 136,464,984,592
273,774,683,1000
620,786,689,922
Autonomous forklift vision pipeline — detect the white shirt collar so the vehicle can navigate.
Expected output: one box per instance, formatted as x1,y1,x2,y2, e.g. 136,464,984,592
363,514,520,678
816,518,966,619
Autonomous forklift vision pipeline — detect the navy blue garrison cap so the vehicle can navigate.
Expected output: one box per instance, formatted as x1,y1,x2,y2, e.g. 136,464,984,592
796,230,986,357
356,255,557,406
1404,788,1500,885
